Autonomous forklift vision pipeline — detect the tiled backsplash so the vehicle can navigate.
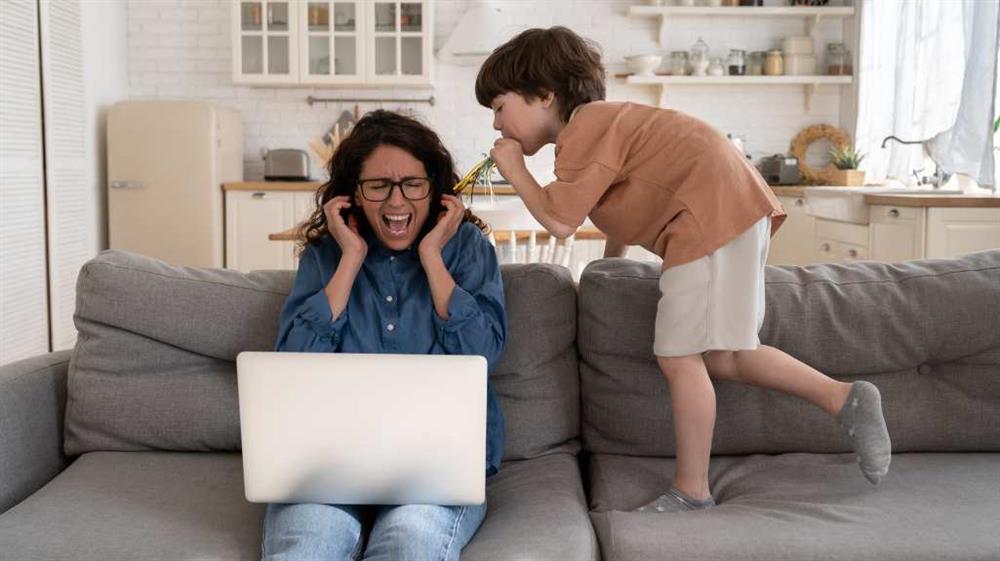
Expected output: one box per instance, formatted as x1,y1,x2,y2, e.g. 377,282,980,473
128,0,853,184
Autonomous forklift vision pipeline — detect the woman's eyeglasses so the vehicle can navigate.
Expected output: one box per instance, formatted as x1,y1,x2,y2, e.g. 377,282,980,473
357,177,432,201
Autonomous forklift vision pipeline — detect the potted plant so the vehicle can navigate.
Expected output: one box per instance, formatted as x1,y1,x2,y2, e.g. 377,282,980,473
827,144,866,186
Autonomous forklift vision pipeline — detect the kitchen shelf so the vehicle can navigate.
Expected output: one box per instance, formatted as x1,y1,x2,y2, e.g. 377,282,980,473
628,5,856,46
624,74,853,111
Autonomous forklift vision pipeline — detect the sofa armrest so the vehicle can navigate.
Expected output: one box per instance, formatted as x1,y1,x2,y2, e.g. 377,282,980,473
0,350,72,514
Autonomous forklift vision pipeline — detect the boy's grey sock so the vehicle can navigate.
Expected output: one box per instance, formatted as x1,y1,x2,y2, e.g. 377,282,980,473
836,381,892,484
635,487,715,513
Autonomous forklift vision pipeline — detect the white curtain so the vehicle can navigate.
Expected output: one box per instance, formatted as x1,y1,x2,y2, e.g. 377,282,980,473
854,0,999,188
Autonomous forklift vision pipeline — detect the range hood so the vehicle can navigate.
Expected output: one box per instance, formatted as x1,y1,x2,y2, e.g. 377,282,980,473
437,1,519,66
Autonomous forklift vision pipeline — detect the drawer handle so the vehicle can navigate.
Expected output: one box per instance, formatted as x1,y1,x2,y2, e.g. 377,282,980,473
252,192,266,199
888,209,899,218
795,198,804,207
820,243,831,252
848,249,858,258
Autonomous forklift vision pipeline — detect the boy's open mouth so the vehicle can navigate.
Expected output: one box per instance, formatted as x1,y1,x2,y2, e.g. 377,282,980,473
382,213,412,237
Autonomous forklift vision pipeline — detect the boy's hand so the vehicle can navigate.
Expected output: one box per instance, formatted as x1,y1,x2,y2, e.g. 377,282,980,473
490,138,527,180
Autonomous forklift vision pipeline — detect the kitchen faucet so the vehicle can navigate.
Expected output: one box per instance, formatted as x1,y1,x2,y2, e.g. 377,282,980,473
880,135,953,189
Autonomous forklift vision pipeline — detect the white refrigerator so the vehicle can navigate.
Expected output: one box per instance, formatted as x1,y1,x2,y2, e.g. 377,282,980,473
107,101,243,268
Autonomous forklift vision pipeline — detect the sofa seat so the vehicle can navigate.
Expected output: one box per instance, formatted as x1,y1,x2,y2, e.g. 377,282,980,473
0,451,598,561
587,452,1000,561
463,453,599,561
0,452,264,560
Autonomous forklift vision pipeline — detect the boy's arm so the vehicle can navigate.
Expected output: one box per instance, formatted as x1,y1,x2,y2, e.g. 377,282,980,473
502,166,578,240
603,237,628,258
491,139,577,240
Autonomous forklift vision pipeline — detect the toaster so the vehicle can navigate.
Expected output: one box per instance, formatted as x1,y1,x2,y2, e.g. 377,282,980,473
264,149,310,181
756,154,802,186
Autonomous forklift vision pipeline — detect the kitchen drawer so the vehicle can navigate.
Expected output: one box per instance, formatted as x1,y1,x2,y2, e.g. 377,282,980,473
815,237,868,263
870,205,923,221
814,219,869,248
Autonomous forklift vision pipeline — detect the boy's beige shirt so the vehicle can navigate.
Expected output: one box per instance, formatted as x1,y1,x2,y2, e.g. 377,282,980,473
542,101,786,269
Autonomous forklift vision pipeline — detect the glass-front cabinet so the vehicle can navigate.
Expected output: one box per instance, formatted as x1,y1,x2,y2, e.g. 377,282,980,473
233,0,432,87
234,1,299,85
367,1,431,85
300,1,364,83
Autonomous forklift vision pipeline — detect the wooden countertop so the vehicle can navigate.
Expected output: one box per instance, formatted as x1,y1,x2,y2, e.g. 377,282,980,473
226,181,802,198
224,181,325,192
770,186,808,197
226,182,1000,208
862,193,1000,208
268,225,606,242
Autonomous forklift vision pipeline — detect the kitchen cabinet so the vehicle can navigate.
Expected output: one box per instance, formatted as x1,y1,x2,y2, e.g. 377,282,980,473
233,0,433,87
767,195,815,265
233,1,300,85
869,205,925,262
925,207,1000,258
226,189,315,272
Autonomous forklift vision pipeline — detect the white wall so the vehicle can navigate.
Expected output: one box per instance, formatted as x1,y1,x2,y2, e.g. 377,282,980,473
126,0,854,184
83,0,129,253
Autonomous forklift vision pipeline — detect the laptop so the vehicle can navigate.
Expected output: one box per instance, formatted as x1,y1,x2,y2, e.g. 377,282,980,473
236,351,487,505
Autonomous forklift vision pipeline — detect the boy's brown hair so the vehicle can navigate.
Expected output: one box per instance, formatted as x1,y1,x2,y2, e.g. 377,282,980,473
475,26,606,123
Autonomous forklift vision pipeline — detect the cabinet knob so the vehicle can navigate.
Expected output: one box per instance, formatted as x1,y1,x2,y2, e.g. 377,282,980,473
252,192,266,199
795,198,804,207
820,243,831,252
888,208,899,218
848,249,858,258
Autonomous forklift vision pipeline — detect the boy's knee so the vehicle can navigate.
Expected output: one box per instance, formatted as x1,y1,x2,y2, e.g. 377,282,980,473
656,354,705,379
703,350,740,380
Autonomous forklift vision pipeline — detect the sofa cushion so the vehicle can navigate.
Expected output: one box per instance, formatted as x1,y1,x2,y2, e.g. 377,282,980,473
463,453,599,561
0,451,596,561
65,250,580,460
0,452,264,561
578,251,1000,457
587,452,1000,561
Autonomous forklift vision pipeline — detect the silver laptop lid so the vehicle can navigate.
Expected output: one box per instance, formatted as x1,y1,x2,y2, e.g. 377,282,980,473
237,351,487,505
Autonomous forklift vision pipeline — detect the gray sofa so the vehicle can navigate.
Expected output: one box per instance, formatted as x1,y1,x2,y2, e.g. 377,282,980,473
1,248,998,560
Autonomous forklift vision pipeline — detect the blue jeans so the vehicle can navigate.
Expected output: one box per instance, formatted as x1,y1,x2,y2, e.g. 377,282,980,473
261,501,487,561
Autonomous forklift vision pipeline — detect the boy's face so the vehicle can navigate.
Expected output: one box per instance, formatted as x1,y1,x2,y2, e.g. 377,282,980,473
490,92,560,156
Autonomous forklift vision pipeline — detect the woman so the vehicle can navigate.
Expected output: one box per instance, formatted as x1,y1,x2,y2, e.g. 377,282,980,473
262,110,506,561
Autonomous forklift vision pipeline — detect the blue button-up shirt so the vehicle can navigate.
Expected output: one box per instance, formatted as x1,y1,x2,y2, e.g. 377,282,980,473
275,222,507,475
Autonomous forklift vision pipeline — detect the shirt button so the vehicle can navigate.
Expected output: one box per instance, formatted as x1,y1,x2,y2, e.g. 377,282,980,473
386,295,394,303
386,323,395,332
389,256,395,261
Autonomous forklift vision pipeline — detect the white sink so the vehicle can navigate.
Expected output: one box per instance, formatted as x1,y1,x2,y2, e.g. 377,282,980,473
804,187,963,224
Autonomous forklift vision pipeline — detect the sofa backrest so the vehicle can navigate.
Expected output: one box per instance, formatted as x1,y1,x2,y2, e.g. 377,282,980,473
578,250,1000,457
64,250,580,461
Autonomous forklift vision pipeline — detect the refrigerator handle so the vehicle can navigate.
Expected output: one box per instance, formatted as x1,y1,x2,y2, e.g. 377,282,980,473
110,180,145,189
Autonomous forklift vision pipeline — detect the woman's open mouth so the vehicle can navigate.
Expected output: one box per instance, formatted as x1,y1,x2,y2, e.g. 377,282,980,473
382,213,412,238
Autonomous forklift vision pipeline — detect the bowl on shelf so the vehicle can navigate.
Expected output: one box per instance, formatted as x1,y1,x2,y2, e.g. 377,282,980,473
626,54,663,77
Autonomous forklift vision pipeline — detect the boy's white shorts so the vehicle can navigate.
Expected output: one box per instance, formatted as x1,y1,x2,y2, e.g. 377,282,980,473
653,216,771,358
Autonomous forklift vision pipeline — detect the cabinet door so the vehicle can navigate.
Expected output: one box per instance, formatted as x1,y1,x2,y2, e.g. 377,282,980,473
869,205,925,262
925,207,1000,258
226,190,297,272
233,1,299,85
768,195,815,265
300,1,364,84
366,0,433,86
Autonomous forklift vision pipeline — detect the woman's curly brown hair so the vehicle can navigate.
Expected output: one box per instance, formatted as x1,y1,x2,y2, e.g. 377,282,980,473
298,110,490,254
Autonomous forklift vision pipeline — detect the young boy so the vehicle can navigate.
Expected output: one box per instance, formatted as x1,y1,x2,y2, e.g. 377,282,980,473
477,27,891,512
